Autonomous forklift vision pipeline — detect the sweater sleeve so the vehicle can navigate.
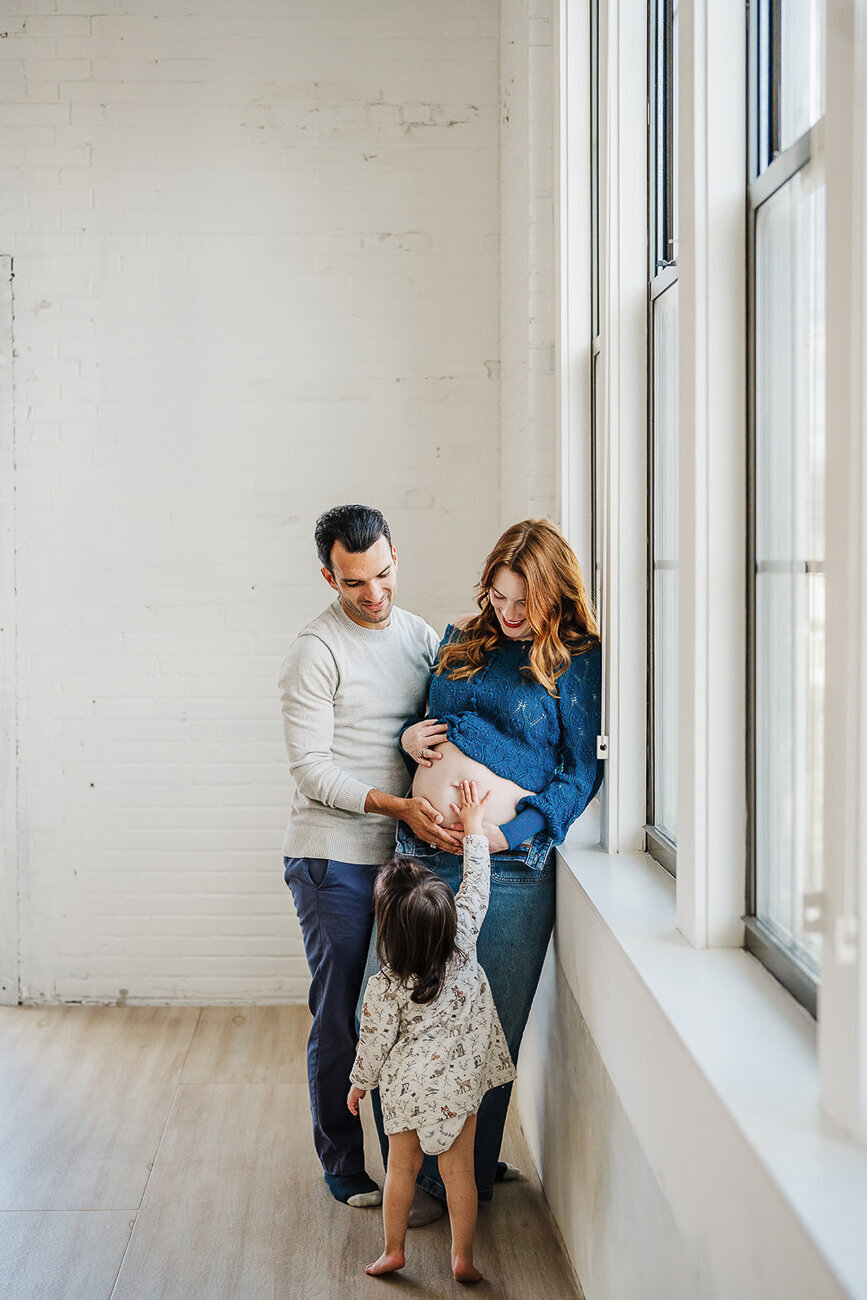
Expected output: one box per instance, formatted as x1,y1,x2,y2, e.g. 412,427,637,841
278,633,372,815
455,834,491,940
350,973,402,1091
500,805,548,848
514,644,603,843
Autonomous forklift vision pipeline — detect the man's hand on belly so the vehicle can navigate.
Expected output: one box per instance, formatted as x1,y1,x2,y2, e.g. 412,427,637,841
364,789,463,852
403,796,464,851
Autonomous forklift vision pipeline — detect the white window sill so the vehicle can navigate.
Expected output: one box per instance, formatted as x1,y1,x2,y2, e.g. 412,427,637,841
555,814,867,1300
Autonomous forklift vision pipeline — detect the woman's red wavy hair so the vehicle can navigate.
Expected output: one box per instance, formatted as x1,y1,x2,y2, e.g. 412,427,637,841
436,518,599,695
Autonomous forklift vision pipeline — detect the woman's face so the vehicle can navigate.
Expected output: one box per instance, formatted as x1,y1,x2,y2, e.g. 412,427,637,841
489,566,532,639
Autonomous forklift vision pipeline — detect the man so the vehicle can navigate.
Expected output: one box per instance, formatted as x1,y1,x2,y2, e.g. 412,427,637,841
279,503,459,1207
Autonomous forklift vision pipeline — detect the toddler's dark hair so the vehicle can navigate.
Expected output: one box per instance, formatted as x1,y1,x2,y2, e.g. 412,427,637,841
375,855,458,1005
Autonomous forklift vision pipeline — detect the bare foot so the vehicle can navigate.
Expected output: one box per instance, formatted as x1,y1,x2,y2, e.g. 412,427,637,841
453,1257,483,1284
366,1250,406,1276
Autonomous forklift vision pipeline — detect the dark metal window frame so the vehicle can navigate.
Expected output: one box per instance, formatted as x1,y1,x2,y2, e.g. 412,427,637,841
745,0,821,1018
650,0,677,275
646,0,678,875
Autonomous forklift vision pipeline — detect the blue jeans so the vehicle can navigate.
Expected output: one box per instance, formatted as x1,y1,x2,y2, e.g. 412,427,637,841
284,855,379,1178
359,826,556,1202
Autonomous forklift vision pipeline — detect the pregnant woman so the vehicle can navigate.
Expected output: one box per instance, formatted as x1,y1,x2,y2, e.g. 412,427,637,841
369,517,602,1221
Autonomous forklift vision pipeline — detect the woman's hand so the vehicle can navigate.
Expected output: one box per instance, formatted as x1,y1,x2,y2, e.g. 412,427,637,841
401,718,448,767
446,810,510,854
347,1085,366,1115
482,823,509,853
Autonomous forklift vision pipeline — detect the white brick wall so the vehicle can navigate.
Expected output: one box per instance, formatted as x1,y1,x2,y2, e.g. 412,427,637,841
500,0,557,525
0,0,501,1003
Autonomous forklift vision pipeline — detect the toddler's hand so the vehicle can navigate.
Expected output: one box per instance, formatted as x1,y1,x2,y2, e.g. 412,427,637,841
347,1085,366,1115
449,779,491,838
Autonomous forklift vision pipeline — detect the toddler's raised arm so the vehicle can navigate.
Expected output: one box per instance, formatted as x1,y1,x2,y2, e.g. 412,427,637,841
449,780,492,940
455,833,491,940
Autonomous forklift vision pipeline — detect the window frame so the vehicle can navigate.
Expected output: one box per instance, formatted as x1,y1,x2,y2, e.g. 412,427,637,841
646,0,679,874
562,0,867,1141
745,0,825,1017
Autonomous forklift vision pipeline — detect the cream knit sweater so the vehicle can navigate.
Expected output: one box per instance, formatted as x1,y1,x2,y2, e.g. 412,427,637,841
279,600,439,864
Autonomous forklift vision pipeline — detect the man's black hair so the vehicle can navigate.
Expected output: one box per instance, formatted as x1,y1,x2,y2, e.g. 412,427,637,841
314,504,393,572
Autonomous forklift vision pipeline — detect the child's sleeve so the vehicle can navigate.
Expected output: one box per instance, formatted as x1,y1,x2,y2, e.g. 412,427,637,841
455,834,491,940
349,972,401,1091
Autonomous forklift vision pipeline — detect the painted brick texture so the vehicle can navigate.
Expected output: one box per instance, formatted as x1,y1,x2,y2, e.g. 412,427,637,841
1,0,501,1003
500,0,557,526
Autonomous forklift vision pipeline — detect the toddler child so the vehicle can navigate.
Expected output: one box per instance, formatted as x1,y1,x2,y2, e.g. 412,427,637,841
347,779,516,1284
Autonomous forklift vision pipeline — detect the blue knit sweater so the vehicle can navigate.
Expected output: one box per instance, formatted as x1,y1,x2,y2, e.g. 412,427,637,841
408,626,603,848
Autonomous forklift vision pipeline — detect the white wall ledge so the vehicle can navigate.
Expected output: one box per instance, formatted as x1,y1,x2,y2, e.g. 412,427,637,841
554,819,867,1300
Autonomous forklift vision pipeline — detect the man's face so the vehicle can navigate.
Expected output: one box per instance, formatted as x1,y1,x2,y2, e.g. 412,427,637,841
322,535,398,628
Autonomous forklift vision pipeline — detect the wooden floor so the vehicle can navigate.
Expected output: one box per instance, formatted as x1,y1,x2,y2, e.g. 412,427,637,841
0,1004,582,1300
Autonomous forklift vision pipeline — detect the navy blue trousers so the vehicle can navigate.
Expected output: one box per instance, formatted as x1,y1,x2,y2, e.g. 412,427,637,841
284,855,379,1178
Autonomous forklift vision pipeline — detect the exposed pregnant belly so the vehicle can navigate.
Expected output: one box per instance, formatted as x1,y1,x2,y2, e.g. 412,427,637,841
412,740,535,829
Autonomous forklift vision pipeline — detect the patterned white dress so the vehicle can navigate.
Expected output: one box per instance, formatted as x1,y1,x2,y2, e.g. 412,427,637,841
350,834,516,1155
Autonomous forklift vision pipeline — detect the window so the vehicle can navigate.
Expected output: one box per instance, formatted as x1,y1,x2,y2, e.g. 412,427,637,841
564,0,867,1142
647,0,678,873
747,0,826,1013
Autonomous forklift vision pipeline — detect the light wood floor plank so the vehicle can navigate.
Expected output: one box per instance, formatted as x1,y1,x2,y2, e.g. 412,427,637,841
113,1076,581,1300
0,1007,199,1211
0,1006,199,1089
0,1078,178,1212
0,1006,582,1300
486,1121,584,1299
181,1005,309,1084
111,1081,340,1300
0,1211,133,1300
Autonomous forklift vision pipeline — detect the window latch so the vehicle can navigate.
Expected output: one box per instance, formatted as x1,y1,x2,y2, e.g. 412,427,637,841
802,893,859,963
802,891,824,932
834,916,858,964
596,734,609,760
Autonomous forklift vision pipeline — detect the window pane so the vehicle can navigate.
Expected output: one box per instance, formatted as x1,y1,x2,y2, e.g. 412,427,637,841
754,161,825,971
652,281,678,842
780,0,825,152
